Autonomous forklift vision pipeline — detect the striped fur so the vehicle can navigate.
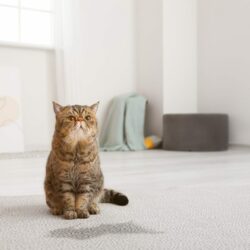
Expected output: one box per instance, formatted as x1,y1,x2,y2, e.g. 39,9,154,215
44,102,128,220
101,189,129,206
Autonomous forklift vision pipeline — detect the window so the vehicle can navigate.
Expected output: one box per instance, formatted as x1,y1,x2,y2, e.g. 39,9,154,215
0,0,54,47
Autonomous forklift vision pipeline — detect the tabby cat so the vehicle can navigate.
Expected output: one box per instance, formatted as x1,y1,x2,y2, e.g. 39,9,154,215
44,102,128,219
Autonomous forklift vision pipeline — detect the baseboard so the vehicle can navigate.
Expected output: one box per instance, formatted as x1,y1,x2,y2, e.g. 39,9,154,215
230,144,250,148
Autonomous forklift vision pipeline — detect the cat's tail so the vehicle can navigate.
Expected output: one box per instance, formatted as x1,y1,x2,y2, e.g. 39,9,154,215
100,188,129,206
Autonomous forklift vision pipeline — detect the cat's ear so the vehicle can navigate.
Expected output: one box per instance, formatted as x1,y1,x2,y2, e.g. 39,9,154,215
90,101,99,114
53,101,63,114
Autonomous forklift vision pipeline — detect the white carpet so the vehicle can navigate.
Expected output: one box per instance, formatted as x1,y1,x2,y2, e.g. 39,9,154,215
1,186,250,250
1,148,250,249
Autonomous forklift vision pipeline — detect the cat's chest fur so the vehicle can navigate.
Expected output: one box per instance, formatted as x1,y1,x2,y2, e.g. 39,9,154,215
51,142,102,192
65,161,94,190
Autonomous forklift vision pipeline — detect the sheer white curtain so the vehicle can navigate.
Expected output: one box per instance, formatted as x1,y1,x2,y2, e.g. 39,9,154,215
54,0,83,104
53,0,138,129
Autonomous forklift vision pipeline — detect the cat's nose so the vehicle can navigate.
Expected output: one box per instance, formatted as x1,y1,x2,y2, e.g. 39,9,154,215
77,117,84,122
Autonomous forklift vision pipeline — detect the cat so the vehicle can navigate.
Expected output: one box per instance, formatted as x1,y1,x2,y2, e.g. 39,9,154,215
44,101,128,219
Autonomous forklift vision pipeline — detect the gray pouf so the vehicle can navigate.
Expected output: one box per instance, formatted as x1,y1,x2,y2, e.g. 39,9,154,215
163,114,229,151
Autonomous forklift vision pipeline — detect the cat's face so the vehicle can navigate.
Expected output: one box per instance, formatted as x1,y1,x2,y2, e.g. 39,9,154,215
53,102,99,145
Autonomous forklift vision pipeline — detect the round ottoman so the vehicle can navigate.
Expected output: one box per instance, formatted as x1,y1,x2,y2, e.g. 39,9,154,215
163,114,229,151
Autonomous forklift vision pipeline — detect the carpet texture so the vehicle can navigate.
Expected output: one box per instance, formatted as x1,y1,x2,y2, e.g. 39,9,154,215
1,186,250,250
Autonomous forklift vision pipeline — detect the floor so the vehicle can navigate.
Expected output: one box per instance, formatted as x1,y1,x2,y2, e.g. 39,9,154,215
0,146,250,196
1,147,250,250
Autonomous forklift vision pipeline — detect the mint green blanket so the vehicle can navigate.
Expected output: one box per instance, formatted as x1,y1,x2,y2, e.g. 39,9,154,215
100,93,147,151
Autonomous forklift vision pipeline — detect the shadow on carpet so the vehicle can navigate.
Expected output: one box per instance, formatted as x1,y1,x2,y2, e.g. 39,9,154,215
49,221,163,240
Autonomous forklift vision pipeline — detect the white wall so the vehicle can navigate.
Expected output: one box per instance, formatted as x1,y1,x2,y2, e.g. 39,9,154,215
60,0,137,129
6,0,250,150
198,0,250,145
0,46,56,151
135,0,198,136
163,0,197,114
135,0,163,137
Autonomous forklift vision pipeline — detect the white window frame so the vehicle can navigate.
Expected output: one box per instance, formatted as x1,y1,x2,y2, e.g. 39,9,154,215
0,0,54,50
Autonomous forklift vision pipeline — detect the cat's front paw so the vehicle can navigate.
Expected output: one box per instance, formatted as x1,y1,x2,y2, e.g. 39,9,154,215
88,203,100,215
63,210,77,220
76,209,89,219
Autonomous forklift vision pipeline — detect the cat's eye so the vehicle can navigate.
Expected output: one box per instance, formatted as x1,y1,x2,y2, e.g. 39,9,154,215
85,115,91,121
69,116,75,121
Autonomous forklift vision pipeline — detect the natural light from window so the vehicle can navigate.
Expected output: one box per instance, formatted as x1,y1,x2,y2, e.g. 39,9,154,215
0,0,54,47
